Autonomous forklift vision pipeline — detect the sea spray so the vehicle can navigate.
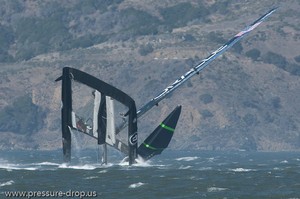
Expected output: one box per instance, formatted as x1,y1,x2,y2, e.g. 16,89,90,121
70,129,82,160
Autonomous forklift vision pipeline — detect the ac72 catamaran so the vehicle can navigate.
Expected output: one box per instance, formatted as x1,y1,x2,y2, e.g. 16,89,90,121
56,8,277,165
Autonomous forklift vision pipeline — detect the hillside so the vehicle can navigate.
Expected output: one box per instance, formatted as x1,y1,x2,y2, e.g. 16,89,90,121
0,0,300,151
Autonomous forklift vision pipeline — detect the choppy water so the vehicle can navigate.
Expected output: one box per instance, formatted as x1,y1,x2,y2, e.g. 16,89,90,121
0,150,300,198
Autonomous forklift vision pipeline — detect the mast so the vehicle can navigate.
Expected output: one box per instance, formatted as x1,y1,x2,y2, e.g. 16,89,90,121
136,8,277,118
116,7,277,134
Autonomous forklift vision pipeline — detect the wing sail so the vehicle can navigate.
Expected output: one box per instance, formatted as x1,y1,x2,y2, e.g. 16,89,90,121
56,67,138,164
138,106,181,160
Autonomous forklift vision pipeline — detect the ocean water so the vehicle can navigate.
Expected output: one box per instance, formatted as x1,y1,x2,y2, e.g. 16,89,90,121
0,150,300,199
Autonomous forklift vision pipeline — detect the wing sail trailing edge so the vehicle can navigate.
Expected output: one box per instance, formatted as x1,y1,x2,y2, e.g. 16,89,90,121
56,8,277,165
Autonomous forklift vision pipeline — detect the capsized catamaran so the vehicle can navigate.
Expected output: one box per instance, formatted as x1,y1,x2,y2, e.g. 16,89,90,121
56,8,277,165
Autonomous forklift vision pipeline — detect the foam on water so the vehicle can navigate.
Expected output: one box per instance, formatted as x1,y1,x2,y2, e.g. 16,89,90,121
197,167,212,171
57,161,117,170
280,160,289,164
1,160,113,171
84,176,99,180
0,158,62,171
132,158,153,167
128,182,146,189
207,157,216,162
35,162,60,166
118,157,165,168
176,156,198,161
179,165,192,169
230,168,256,172
58,163,97,170
273,167,283,171
100,163,114,168
0,180,14,187
0,163,38,171
207,187,228,192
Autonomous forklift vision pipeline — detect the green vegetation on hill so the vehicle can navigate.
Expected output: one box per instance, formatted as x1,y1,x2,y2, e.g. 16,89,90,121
119,8,160,38
245,48,261,61
0,1,213,62
262,51,300,76
0,95,46,135
160,2,210,30
0,25,14,62
0,1,125,61
295,55,300,63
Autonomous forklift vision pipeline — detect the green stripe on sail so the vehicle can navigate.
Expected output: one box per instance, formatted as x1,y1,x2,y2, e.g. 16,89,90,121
160,123,175,132
143,143,164,151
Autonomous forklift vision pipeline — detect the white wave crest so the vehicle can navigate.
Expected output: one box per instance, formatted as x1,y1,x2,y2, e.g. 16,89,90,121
207,157,216,162
84,176,99,180
119,156,163,167
35,162,60,166
58,164,96,170
128,182,146,189
176,156,198,161
198,167,212,171
207,187,228,192
179,165,192,169
230,168,255,172
0,180,14,187
0,164,38,171
273,167,283,171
